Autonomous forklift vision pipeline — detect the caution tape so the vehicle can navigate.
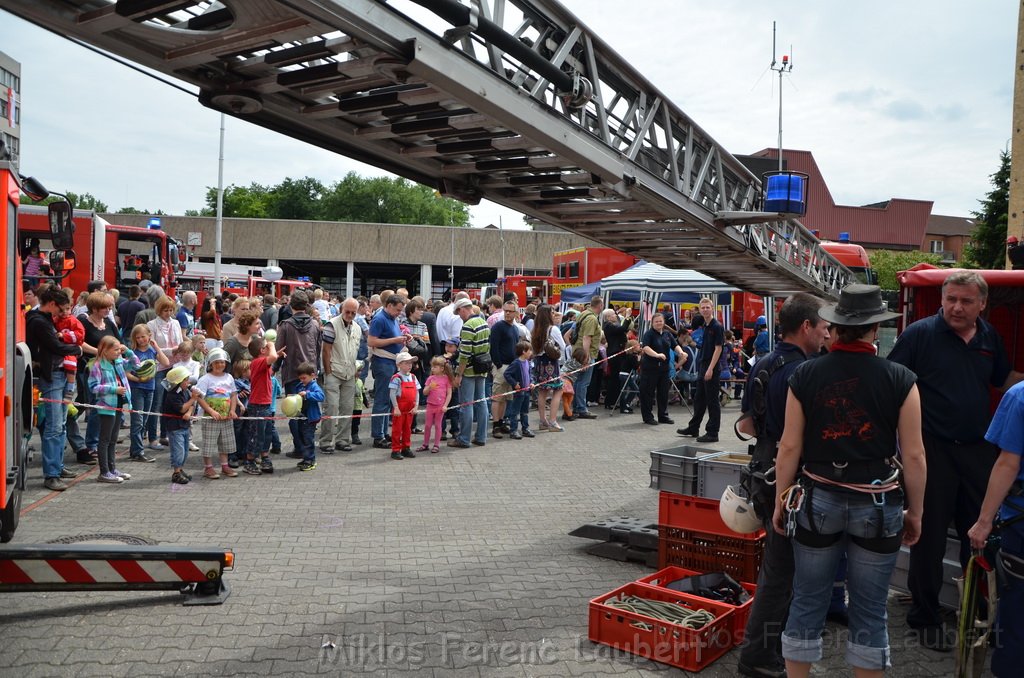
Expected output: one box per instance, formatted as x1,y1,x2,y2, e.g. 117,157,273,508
42,347,639,422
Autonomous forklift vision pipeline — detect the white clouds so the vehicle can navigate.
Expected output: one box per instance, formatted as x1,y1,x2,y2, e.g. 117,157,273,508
0,0,1016,223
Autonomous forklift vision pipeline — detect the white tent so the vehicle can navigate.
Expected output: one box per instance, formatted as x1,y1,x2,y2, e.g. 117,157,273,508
599,261,738,333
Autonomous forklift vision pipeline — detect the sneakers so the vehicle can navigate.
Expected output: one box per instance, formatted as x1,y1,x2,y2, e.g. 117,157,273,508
695,434,719,443
297,460,317,471
259,458,274,474
203,466,221,480
97,472,123,484
509,431,522,440
188,441,200,452
227,455,240,468
319,446,334,455
390,452,404,461
270,446,282,455
537,421,550,431
491,426,504,439
76,449,98,465
242,462,262,476
401,448,416,458
471,440,485,447
561,414,575,422
114,470,132,480
221,465,239,478
448,440,470,449
350,437,362,446
372,438,390,449
147,440,165,450
171,470,189,484
43,477,68,491
335,441,352,452
547,420,564,432
575,411,598,419
58,467,79,479
285,450,303,459
522,429,535,438
129,453,156,463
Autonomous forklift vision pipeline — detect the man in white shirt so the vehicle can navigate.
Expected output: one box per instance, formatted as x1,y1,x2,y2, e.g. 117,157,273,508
435,291,469,343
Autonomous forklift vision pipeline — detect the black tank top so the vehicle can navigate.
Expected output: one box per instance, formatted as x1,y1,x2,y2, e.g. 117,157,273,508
789,351,916,464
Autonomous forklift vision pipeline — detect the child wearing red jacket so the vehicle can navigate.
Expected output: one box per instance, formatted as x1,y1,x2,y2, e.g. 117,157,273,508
54,312,85,399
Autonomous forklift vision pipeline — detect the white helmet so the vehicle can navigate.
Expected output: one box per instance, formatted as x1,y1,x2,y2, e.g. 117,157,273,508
720,485,761,534
206,347,229,370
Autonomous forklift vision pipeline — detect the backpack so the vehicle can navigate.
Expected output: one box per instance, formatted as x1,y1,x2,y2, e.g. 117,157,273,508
570,310,593,346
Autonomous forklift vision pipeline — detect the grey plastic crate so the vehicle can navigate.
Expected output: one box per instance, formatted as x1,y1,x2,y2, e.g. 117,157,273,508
649,445,721,495
697,452,753,499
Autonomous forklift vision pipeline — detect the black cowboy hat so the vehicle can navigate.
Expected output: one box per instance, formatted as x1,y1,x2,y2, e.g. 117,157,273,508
818,284,899,327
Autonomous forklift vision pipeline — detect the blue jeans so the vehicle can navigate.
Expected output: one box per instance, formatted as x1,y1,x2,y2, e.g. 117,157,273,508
458,376,488,445
146,369,169,442
38,374,69,479
507,393,530,433
572,364,593,414
245,404,272,457
295,421,317,462
129,388,155,457
167,428,189,468
782,486,903,671
371,359,396,440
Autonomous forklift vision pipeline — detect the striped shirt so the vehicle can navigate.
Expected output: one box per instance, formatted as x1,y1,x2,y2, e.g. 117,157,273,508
458,316,491,377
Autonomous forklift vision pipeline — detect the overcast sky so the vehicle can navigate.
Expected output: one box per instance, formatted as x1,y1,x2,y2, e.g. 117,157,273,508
0,1,1016,231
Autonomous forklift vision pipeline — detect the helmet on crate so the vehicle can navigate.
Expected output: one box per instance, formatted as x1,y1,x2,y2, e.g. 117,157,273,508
720,485,761,534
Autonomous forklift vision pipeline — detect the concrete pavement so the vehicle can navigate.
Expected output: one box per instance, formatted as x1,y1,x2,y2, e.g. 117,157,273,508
0,399,978,676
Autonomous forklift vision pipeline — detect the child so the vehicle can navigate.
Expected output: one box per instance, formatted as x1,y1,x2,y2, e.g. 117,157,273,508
441,338,461,441
388,351,420,461
618,339,641,413
351,370,367,447
161,366,202,484
126,324,170,462
231,358,252,469
269,373,283,453
417,355,453,454
503,340,535,439
243,336,280,475
171,340,203,452
87,336,140,484
54,311,85,399
293,362,324,471
195,348,239,479
560,346,590,420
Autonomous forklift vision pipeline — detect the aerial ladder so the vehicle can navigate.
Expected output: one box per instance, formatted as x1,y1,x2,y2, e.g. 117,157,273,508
0,0,853,298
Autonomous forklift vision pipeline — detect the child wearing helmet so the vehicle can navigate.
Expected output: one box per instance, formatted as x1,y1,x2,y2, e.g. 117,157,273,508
195,348,239,479
161,365,203,484
126,324,170,462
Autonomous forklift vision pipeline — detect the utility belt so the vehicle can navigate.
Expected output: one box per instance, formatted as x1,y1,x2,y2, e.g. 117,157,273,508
801,457,901,487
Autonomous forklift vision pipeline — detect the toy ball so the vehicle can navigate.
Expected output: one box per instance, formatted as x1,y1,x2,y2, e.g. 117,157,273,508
281,394,303,418
134,359,157,379
264,329,277,344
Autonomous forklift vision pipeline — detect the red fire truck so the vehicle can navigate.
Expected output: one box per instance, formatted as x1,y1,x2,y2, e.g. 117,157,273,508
550,247,639,302
177,261,313,309
18,205,186,297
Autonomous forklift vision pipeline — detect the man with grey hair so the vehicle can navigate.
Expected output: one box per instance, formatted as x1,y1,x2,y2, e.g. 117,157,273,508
889,270,1024,650
175,290,197,335
436,291,469,344
320,298,362,452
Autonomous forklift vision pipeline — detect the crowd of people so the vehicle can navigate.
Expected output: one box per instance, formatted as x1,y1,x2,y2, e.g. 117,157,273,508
21,271,1024,677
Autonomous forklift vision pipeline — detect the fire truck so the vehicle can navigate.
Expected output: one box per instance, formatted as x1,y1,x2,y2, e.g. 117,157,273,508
550,247,639,302
18,205,187,297
1,160,76,542
176,261,313,309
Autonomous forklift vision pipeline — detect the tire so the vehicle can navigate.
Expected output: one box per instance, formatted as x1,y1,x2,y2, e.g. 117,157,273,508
0,486,21,543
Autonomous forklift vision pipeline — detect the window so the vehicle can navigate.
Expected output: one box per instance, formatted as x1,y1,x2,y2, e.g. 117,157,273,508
568,261,579,278
557,263,566,278
929,240,944,254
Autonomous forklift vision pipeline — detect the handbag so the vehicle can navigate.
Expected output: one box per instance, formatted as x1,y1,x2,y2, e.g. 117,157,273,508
543,340,561,361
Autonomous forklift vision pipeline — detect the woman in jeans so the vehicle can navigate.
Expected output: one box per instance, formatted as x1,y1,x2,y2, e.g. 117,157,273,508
772,284,926,677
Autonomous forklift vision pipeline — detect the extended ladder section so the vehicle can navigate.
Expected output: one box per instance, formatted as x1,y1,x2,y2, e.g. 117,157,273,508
1,0,853,298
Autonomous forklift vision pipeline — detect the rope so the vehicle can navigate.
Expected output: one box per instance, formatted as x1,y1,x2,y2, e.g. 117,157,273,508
801,468,900,494
603,594,717,630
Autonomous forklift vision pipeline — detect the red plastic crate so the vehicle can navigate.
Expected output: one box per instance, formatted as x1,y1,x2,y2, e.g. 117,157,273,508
659,525,765,584
589,581,735,672
637,566,756,646
659,491,765,538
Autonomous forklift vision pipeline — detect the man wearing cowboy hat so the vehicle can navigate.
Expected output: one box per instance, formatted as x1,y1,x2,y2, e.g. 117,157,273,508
889,270,1024,650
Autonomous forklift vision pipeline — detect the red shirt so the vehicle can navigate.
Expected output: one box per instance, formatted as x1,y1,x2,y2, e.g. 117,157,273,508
249,356,272,406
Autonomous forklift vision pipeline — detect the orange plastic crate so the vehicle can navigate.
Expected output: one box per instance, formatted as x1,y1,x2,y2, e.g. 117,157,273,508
658,525,765,584
659,491,766,538
637,566,756,646
589,581,735,672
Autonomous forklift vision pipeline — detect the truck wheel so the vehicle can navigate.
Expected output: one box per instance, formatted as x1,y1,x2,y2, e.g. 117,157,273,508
0,488,21,543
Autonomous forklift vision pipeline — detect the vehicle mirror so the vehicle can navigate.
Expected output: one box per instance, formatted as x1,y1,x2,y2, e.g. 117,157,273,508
48,249,75,276
47,200,75,249
21,176,49,202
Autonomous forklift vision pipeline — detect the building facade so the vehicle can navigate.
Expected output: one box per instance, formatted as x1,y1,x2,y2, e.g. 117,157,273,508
0,51,20,166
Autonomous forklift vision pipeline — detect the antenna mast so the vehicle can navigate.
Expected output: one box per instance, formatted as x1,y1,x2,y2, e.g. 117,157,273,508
770,21,794,172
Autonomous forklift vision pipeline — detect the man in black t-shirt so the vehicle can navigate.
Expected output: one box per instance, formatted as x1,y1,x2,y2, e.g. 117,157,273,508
677,297,724,442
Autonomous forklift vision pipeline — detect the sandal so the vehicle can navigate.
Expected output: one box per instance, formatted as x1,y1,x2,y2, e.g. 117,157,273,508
430,446,440,454
415,444,429,452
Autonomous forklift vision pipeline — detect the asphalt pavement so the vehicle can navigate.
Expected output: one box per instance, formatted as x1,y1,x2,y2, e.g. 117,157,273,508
0,397,979,677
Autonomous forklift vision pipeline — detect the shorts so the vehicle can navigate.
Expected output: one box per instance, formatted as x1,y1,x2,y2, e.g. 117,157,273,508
201,419,236,458
491,365,513,400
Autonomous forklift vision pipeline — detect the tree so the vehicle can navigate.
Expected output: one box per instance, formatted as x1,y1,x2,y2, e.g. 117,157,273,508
200,182,271,218
267,176,325,220
869,249,943,290
21,190,109,212
115,207,166,215
963,149,1010,269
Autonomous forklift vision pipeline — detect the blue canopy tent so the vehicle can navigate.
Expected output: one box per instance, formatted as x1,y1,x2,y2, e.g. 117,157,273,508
559,260,731,305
